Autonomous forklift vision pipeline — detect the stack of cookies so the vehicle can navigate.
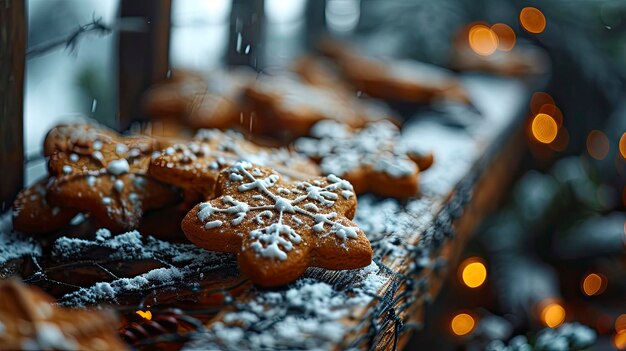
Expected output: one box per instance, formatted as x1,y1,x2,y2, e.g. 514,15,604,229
14,121,426,287
11,41,456,289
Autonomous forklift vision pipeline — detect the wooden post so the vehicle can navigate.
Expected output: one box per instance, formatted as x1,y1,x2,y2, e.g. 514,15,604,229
227,0,264,70
0,0,26,210
118,0,171,131
304,0,327,50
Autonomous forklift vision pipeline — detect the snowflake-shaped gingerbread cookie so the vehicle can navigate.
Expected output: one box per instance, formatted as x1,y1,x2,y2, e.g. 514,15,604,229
181,161,372,287
294,120,434,198
149,129,320,197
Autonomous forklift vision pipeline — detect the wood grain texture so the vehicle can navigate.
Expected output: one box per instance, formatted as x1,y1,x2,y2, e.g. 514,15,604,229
0,0,25,210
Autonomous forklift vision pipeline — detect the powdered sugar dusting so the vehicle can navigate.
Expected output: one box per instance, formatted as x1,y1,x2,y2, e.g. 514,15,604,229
0,214,42,267
185,261,386,350
51,230,234,307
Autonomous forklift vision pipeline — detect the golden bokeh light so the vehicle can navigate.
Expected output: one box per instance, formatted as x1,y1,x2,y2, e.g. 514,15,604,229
459,257,487,288
619,133,626,159
136,310,152,320
538,104,563,128
531,113,558,144
616,331,626,350
616,314,626,333
469,25,499,56
520,7,547,34
586,130,610,160
540,302,566,328
451,313,475,336
491,23,516,51
581,273,606,296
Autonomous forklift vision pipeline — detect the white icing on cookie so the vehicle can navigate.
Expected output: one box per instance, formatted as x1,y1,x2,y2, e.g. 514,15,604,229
107,159,130,175
114,179,124,193
115,144,129,155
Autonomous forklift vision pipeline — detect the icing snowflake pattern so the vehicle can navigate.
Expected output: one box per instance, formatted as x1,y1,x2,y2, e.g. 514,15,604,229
183,161,372,287
196,162,358,260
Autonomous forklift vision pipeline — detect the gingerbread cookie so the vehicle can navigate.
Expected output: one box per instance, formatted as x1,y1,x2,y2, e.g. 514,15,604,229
144,68,255,131
243,73,366,138
182,162,372,287
292,55,398,125
46,124,180,232
12,179,79,235
43,123,119,157
142,69,208,119
318,39,470,104
292,55,354,93
149,128,320,197
0,279,128,350
294,120,433,198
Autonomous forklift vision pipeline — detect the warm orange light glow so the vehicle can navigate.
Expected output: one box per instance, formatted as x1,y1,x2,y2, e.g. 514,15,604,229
531,113,558,144
520,7,546,34
460,258,487,288
538,104,563,128
451,313,475,336
615,331,626,350
540,302,566,328
619,133,626,159
136,310,152,320
586,130,610,160
469,25,499,56
530,92,555,115
616,314,626,333
581,273,606,296
491,23,516,51
549,128,569,152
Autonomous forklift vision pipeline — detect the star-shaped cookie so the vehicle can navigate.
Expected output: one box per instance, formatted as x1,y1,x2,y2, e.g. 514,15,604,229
182,161,372,287
294,120,433,198
149,129,320,197
45,124,181,232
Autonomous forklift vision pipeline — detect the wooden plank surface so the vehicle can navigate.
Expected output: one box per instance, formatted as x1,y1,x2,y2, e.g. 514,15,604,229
0,0,26,210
